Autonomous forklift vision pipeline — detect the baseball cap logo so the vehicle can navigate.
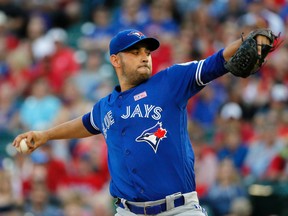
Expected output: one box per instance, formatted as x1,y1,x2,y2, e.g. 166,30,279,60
109,29,159,55
128,31,145,38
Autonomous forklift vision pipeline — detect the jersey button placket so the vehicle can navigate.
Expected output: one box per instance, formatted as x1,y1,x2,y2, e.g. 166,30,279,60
121,129,125,136
118,95,122,108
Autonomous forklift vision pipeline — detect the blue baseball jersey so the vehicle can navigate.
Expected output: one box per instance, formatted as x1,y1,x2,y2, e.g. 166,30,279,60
82,49,228,202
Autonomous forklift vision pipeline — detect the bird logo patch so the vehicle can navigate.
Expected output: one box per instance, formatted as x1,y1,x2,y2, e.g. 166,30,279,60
135,122,167,153
128,30,145,38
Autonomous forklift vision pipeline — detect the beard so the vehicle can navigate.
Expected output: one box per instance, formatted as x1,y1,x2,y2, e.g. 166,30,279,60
122,64,152,86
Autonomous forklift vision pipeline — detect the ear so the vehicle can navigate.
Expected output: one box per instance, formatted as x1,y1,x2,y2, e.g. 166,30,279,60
110,54,121,68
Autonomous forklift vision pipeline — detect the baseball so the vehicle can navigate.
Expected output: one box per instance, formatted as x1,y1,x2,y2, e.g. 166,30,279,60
16,138,29,154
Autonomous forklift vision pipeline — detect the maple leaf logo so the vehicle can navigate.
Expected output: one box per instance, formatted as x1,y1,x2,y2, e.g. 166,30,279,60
154,128,167,139
135,122,167,153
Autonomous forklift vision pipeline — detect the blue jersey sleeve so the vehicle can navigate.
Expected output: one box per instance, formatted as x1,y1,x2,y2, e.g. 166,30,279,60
197,49,228,83
82,106,102,135
162,49,228,105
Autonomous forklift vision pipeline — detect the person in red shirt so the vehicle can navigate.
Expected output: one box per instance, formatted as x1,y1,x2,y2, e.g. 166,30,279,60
31,28,80,95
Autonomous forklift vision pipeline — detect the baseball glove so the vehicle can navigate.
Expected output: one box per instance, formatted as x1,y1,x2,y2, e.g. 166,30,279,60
224,29,279,78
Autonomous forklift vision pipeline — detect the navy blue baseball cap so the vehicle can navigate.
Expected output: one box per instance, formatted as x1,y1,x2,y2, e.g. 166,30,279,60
109,29,160,55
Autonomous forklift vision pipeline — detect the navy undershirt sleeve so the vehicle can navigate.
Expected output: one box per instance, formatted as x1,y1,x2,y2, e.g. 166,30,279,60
82,113,101,135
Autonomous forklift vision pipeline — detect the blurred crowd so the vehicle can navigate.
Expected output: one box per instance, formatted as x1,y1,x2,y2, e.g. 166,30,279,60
0,0,288,215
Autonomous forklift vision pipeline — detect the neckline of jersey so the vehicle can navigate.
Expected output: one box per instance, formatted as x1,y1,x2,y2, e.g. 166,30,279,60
109,85,137,105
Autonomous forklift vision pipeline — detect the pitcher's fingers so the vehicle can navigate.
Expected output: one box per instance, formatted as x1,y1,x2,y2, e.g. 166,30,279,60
26,133,35,148
257,44,262,56
13,134,27,147
257,36,271,55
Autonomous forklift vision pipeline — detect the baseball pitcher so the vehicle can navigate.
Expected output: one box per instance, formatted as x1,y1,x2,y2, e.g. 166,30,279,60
13,28,278,215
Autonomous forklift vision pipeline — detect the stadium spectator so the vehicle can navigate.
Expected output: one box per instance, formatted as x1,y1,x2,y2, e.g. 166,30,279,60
31,28,80,94
19,77,62,131
205,158,248,216
79,5,117,53
72,49,116,102
217,126,248,171
243,118,285,183
23,179,62,216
